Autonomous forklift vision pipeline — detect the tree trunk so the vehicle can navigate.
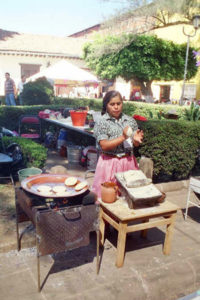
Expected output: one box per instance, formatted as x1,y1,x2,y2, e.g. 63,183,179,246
132,78,154,102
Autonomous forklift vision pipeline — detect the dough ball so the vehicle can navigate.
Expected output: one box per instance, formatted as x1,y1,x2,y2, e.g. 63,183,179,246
126,126,133,137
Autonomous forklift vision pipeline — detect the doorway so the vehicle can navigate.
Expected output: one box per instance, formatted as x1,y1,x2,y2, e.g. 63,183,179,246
160,85,170,103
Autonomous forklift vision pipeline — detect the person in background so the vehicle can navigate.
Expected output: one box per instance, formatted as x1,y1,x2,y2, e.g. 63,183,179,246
4,72,17,106
92,90,144,198
17,75,26,105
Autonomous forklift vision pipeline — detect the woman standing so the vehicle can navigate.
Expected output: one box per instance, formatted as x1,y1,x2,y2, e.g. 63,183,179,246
92,90,144,198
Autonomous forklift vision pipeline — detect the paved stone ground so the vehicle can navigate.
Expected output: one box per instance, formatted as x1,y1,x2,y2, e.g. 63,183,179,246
0,149,200,300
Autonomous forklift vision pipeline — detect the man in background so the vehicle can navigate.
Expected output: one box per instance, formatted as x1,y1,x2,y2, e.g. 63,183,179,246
4,72,16,106
17,75,26,105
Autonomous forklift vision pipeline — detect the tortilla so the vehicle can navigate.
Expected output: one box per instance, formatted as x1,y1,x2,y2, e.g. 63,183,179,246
64,177,78,186
75,181,88,191
37,185,52,194
52,185,67,193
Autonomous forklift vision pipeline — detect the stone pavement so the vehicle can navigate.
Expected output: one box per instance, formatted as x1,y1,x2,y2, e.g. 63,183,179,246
0,149,200,300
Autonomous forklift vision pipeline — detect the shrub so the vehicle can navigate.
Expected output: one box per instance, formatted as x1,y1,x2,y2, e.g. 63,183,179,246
0,98,186,132
183,102,200,121
0,105,66,132
2,136,47,168
137,120,200,182
21,77,55,105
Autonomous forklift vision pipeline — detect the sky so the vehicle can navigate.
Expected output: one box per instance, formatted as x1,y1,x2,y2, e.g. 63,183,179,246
0,0,128,37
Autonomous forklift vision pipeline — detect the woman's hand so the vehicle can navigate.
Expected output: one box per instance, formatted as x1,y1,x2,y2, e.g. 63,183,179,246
123,126,132,139
133,129,144,146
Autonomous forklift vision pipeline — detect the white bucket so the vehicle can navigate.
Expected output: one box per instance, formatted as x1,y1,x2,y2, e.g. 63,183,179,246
87,151,98,170
67,145,82,164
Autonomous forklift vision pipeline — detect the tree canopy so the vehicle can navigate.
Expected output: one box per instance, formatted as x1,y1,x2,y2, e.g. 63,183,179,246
22,77,54,105
83,34,198,98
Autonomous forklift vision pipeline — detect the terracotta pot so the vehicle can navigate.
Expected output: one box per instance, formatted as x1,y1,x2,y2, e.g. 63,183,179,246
70,110,87,127
101,182,118,203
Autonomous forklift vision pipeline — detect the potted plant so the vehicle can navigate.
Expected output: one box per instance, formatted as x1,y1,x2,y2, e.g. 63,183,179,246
70,109,88,126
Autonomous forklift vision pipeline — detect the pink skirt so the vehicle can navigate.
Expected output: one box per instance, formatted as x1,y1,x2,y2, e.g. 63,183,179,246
92,154,139,198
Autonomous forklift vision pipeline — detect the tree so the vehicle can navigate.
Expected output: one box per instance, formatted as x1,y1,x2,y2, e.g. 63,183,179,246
83,34,197,99
21,77,54,105
100,0,200,31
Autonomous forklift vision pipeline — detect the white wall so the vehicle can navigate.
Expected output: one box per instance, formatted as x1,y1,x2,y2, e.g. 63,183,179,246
115,77,131,99
0,55,84,96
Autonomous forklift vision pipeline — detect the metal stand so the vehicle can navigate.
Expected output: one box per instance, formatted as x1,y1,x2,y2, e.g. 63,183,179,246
179,26,196,106
185,177,200,220
15,188,100,292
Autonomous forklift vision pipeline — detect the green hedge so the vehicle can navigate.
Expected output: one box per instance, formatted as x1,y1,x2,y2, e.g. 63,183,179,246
1,98,199,182
0,98,102,131
1,136,47,169
137,120,200,182
0,98,187,132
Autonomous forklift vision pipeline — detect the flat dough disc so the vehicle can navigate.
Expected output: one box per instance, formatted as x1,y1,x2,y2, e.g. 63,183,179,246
52,186,67,193
65,177,78,186
37,185,52,193
75,181,88,191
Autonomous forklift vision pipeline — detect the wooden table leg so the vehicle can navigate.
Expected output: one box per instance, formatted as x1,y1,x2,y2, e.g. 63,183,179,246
96,230,100,274
99,208,106,246
140,218,149,238
116,222,127,268
16,217,20,251
163,213,176,255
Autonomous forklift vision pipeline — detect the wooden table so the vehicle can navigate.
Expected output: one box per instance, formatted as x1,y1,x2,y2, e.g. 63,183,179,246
99,198,179,267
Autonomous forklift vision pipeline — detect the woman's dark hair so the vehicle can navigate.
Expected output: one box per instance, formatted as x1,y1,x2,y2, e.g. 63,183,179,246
101,90,123,115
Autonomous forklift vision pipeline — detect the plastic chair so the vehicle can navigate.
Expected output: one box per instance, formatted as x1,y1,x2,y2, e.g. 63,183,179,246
19,115,41,140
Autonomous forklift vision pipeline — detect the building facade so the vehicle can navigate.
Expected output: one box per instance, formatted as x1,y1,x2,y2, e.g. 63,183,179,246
0,30,88,96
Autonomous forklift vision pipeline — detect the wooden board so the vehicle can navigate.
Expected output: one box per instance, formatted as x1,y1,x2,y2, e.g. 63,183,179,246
99,198,179,221
115,172,162,208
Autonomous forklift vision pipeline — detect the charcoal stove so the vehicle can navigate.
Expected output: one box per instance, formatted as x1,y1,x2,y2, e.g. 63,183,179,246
15,187,100,292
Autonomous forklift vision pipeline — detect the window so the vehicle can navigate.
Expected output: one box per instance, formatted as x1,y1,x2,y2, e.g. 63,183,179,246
20,64,41,78
184,84,196,100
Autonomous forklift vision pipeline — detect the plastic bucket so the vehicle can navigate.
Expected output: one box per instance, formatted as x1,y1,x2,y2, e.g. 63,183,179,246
18,167,42,182
70,110,87,127
87,151,98,170
67,145,82,164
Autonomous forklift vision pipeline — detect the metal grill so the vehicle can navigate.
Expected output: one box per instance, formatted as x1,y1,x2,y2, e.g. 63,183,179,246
34,204,99,256
15,187,100,292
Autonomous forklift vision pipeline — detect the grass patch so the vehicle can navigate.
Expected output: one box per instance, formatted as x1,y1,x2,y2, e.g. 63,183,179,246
0,183,15,219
